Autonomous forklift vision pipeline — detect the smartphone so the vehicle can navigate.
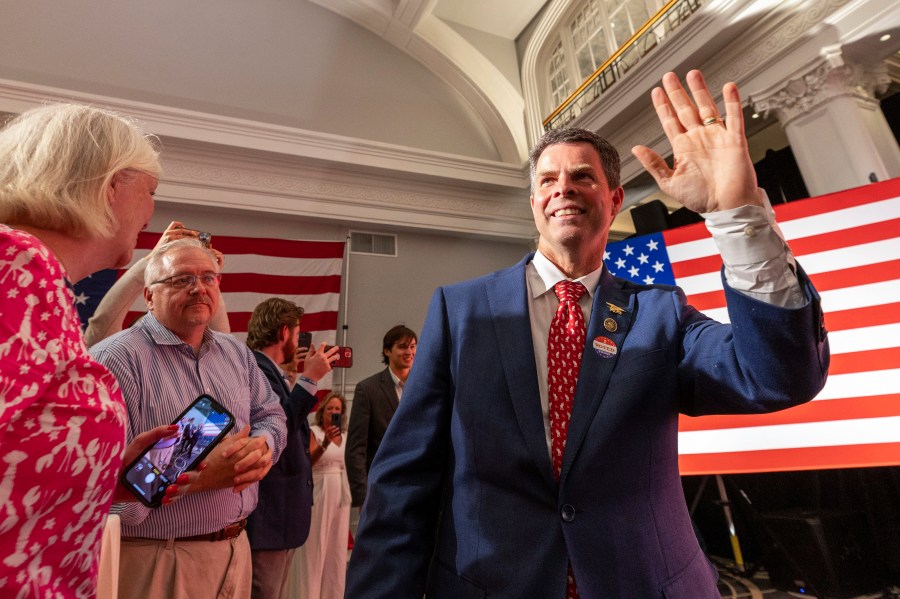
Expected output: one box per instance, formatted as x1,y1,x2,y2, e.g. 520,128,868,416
298,331,312,350
325,345,353,368
330,412,342,429
197,231,212,248
120,394,235,508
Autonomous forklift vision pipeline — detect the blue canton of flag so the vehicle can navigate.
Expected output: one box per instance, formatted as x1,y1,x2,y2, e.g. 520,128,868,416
603,232,675,286
72,269,118,330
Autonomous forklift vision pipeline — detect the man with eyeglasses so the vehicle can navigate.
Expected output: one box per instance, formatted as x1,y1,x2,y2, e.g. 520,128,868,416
91,238,287,599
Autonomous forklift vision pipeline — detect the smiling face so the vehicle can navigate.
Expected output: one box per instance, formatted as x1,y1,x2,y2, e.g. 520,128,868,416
384,337,417,374
107,169,157,269
530,142,624,277
144,246,220,340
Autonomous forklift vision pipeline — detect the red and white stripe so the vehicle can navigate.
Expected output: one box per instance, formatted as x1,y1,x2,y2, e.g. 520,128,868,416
671,178,900,475
125,233,345,390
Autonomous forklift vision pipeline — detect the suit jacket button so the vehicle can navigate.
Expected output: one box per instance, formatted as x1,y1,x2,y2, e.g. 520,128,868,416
561,504,575,522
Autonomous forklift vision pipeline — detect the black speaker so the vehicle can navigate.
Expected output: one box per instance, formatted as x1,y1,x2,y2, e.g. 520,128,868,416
630,199,669,235
760,510,883,598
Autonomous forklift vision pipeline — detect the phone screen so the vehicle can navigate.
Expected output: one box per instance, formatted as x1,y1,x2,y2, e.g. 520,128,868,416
120,394,234,507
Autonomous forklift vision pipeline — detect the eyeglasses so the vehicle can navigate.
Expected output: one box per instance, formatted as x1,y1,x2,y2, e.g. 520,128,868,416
150,272,222,289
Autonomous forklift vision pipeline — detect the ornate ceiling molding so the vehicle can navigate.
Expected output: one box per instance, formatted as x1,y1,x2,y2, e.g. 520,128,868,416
0,76,525,190
560,0,889,183
0,77,534,241
158,141,535,241
751,58,890,125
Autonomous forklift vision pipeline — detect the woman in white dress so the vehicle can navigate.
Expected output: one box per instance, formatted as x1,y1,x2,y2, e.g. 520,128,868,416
292,392,351,599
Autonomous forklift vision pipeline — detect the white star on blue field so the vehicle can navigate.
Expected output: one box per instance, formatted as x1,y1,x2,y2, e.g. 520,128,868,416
603,232,676,286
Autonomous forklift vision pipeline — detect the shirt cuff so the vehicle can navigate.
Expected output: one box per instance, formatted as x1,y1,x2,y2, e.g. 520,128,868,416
297,376,317,395
702,192,803,308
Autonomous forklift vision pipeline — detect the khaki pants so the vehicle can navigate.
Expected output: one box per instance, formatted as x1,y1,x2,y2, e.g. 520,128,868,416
119,531,252,599
250,548,295,599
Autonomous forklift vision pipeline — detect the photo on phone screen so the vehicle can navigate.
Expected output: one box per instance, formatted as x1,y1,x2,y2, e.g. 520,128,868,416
120,394,234,507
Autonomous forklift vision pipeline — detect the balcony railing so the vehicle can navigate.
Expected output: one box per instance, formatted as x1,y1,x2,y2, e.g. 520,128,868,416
543,0,704,131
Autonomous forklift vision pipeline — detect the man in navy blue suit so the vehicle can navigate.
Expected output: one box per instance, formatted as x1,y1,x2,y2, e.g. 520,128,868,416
244,298,338,599
345,71,830,598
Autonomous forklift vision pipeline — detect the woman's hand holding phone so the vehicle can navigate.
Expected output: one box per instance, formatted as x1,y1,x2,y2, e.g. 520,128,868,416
114,424,193,504
323,423,342,447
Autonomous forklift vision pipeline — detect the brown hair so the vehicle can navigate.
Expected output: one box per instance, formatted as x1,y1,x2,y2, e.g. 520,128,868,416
528,127,620,191
382,324,417,365
246,298,304,351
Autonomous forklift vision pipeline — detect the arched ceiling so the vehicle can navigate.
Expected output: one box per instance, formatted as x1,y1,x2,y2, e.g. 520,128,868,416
309,0,549,163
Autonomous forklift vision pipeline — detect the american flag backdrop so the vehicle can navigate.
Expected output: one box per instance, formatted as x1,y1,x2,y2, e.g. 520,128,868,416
74,233,345,391
604,178,900,475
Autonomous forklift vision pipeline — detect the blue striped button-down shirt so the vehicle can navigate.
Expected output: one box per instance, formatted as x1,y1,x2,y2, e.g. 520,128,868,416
91,313,287,539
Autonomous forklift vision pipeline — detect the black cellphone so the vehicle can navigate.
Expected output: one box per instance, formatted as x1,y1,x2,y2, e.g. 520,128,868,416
298,331,312,350
330,412,342,429
325,345,353,368
120,394,235,508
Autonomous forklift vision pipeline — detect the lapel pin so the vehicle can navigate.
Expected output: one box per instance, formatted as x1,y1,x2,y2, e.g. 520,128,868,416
603,318,618,332
592,336,618,359
606,302,625,315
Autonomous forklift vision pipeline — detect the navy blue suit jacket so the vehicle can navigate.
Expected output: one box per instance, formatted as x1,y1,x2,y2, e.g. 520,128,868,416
346,254,829,598
246,351,318,551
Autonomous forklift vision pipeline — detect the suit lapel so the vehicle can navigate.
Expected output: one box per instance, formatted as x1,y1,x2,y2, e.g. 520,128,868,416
255,351,291,398
561,269,635,481
380,368,399,413
486,255,556,490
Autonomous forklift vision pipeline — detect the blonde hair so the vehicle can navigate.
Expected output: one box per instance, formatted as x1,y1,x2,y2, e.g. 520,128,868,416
0,103,161,238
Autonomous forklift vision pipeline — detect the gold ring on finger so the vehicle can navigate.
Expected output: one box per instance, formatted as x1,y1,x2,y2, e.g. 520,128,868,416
702,116,724,126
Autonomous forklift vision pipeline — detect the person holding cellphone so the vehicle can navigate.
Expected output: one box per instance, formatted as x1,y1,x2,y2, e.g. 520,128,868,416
243,298,339,599
291,392,351,599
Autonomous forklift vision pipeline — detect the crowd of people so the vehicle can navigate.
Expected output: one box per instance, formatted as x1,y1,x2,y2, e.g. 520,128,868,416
0,67,828,599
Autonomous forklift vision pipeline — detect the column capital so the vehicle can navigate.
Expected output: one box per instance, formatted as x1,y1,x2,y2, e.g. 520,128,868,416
751,55,891,125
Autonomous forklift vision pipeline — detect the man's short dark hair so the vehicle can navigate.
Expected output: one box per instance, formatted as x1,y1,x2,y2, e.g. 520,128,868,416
528,127,621,191
382,325,417,365
246,298,304,351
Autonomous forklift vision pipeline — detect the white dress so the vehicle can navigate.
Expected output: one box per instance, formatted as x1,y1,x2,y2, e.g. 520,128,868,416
288,425,351,599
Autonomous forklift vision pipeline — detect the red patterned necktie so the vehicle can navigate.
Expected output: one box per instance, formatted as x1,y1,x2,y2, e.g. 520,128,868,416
547,280,586,599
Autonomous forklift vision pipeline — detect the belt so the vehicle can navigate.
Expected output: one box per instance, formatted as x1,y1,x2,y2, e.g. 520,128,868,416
173,519,247,543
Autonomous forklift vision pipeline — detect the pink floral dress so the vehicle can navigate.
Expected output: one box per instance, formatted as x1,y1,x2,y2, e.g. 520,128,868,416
0,225,126,598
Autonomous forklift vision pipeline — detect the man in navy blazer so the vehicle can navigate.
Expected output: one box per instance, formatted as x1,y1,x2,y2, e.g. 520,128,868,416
345,71,830,598
244,298,338,599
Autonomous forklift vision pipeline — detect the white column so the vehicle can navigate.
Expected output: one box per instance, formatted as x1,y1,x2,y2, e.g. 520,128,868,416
751,57,900,196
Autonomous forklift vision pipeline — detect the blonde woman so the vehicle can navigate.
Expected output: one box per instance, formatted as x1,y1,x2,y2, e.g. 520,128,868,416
292,393,351,599
0,103,184,598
